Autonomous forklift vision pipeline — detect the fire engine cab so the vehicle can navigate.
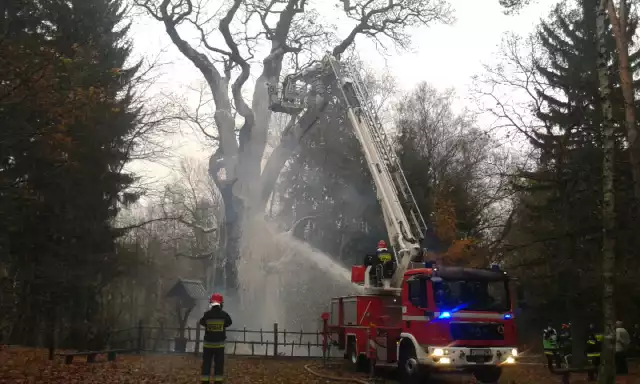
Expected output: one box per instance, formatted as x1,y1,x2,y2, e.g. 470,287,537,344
268,54,520,383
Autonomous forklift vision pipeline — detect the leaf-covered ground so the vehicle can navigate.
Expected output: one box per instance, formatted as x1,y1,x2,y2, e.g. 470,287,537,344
0,347,638,383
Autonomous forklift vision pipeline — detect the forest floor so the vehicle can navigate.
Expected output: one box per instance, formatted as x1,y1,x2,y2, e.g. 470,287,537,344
0,346,638,383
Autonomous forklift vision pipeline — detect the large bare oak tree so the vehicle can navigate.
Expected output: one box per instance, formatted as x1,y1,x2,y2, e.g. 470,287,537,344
135,0,453,289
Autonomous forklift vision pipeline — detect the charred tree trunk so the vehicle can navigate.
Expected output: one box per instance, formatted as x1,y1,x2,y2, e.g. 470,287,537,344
596,0,617,382
219,183,243,291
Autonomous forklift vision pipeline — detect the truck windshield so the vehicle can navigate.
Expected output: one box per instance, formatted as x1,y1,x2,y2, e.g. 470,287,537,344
433,279,510,312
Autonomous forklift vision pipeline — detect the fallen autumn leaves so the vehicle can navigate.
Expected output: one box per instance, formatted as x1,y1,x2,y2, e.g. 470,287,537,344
0,347,334,384
0,347,638,383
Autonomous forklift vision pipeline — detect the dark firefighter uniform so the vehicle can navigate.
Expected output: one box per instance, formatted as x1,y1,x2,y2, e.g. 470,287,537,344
364,240,396,286
200,293,232,383
586,327,603,365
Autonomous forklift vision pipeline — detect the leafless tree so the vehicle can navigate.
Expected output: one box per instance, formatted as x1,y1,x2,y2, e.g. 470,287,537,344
161,157,222,260
134,0,453,289
470,33,553,254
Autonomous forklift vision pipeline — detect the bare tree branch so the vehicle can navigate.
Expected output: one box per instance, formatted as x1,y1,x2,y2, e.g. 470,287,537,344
333,0,454,58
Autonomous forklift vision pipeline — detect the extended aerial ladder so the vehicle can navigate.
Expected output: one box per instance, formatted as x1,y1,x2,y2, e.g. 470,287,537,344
267,54,428,292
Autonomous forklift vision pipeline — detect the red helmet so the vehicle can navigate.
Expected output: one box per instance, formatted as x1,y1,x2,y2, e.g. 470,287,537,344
377,240,387,249
209,293,224,305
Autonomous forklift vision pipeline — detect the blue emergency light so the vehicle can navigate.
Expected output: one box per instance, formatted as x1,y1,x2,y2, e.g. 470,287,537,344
504,314,512,320
438,311,452,319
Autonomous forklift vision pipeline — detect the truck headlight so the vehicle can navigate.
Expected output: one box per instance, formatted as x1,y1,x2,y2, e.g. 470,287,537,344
438,357,451,364
511,348,518,357
433,348,445,357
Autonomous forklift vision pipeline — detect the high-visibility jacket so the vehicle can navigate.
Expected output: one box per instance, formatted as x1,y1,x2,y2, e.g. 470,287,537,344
376,248,393,263
199,306,233,348
586,333,603,358
543,327,559,354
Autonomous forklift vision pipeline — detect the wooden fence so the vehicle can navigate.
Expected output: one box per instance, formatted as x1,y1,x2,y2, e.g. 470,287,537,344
108,321,328,358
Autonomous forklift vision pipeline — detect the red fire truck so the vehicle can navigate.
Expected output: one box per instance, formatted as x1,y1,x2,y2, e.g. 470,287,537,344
321,262,519,383
269,55,521,383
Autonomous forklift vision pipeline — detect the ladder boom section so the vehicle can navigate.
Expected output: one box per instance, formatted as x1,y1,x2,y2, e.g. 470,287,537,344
325,57,426,252
268,54,428,285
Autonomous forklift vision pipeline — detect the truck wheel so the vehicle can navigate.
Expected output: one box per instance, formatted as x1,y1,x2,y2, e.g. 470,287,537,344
472,367,502,384
347,339,369,372
398,344,426,384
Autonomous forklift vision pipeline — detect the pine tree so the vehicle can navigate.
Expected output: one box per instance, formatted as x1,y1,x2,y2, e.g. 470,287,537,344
43,0,141,348
507,0,640,351
1,0,141,347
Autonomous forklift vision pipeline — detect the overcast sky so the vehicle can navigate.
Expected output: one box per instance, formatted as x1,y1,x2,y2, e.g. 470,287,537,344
127,0,557,187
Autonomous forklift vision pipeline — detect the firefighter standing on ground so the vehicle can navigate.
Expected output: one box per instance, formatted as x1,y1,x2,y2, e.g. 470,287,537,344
543,323,561,369
586,323,603,367
200,293,233,383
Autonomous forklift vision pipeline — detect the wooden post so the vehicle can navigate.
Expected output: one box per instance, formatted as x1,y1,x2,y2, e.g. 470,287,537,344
273,323,278,356
194,323,201,357
136,320,143,353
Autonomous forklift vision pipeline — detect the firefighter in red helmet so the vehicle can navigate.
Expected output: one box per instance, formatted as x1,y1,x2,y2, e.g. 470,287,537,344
376,240,396,281
199,293,232,383
364,240,395,286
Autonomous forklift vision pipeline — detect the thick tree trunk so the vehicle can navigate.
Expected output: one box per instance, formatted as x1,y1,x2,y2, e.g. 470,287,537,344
218,183,244,291
606,0,640,208
596,0,617,382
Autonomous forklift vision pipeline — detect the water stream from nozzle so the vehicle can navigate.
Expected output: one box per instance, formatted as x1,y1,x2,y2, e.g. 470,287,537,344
233,216,361,332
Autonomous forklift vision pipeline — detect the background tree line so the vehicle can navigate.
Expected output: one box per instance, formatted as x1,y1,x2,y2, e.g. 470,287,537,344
1,4,639,383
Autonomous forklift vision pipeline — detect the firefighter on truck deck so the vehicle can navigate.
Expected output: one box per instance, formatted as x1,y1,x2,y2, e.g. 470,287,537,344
200,293,233,383
364,240,396,286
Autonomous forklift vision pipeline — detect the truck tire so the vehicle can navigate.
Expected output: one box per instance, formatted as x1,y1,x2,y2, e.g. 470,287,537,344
472,367,502,384
347,339,369,372
398,343,427,384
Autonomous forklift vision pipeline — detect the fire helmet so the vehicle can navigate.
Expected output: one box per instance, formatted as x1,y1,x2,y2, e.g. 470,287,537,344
377,240,387,249
209,293,224,306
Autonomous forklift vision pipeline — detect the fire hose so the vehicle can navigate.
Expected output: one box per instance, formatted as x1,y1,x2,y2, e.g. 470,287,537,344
303,364,372,384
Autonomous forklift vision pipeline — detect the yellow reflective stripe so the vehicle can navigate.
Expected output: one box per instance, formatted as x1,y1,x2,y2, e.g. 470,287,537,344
378,253,392,261
212,376,224,382
200,375,210,382
206,320,225,332
587,353,601,357
203,342,225,348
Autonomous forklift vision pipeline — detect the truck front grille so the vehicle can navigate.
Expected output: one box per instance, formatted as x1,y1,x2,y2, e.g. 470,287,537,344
449,322,504,341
